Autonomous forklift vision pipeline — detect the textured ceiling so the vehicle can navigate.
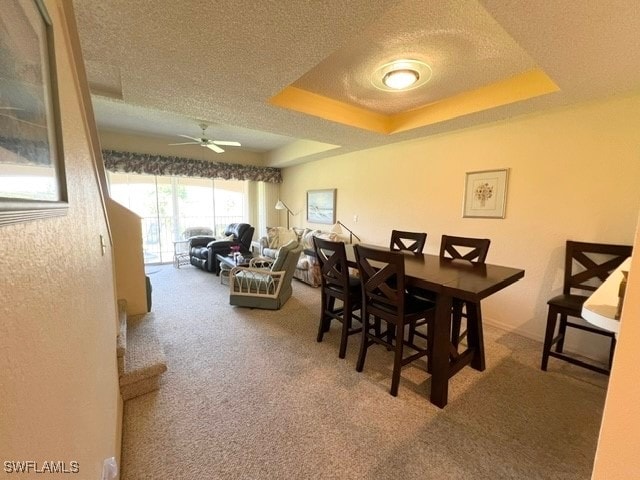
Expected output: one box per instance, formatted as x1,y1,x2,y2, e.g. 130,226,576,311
293,0,536,115
72,0,640,167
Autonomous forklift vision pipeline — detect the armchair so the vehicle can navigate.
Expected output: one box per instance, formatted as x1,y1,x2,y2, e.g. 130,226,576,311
229,240,303,310
189,223,255,273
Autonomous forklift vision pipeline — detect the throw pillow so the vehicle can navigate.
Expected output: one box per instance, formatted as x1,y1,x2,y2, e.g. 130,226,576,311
266,226,279,249
278,229,297,245
314,231,338,242
302,229,320,250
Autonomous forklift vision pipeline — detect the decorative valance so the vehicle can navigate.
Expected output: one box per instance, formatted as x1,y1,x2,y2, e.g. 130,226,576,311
102,149,282,183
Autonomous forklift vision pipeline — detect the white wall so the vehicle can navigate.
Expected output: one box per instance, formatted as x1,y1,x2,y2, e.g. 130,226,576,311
280,93,640,361
0,1,121,478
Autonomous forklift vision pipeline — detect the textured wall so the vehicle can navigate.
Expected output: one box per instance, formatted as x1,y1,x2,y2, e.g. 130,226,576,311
0,1,121,478
280,93,640,361
592,210,640,478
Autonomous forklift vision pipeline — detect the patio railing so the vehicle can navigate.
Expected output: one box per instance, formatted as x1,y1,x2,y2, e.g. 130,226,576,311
141,215,244,264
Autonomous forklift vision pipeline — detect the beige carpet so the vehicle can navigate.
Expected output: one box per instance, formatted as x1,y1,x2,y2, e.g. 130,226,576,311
122,265,608,479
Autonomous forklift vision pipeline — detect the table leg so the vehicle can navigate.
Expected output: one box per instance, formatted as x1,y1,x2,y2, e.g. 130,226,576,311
430,293,452,408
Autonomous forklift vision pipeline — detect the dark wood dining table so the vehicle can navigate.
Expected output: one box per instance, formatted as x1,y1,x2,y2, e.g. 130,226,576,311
345,244,525,408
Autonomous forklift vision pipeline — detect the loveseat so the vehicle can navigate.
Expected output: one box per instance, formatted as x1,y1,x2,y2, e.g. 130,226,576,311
258,227,337,287
190,223,255,274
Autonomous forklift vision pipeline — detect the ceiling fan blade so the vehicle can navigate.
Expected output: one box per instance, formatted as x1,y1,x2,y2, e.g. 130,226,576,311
168,141,199,145
178,134,202,142
212,140,241,147
204,143,224,153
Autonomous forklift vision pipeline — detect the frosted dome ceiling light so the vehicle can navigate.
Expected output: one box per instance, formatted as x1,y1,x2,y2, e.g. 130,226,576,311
372,59,432,92
383,69,419,89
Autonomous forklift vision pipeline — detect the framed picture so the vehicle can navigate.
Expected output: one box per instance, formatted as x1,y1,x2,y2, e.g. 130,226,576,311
463,169,509,219
0,0,67,226
307,189,336,225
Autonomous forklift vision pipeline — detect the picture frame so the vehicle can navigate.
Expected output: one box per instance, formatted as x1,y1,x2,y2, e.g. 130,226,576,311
463,169,509,219
307,189,336,225
0,0,68,227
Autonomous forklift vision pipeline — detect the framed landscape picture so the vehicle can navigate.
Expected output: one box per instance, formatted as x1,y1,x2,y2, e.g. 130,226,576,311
463,169,509,219
0,0,67,226
307,189,336,225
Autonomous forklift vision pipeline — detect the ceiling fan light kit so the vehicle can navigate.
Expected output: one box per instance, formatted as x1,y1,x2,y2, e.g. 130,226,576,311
168,123,241,153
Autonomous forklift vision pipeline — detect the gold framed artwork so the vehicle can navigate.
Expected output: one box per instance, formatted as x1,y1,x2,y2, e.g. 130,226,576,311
463,169,509,219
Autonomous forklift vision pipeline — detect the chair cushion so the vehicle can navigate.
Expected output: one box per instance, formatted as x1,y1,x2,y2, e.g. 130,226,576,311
271,240,298,271
262,247,279,259
547,293,589,312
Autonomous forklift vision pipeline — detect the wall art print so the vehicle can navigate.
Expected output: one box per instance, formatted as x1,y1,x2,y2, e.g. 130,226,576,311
463,169,509,219
0,0,67,226
307,188,336,225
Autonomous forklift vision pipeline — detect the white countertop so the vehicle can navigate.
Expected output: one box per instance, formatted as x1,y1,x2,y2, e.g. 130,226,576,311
582,257,632,335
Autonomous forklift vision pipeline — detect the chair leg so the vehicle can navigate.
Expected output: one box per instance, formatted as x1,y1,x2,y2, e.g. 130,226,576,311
541,307,558,371
339,301,351,359
325,297,336,333
387,323,395,350
408,321,416,345
317,293,328,342
374,316,381,336
390,322,404,396
356,311,370,372
556,314,567,353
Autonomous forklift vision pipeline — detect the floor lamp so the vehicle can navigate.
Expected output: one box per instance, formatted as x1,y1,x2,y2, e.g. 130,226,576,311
275,200,293,229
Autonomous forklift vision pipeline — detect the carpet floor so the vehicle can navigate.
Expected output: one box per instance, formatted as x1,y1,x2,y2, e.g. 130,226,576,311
121,264,608,480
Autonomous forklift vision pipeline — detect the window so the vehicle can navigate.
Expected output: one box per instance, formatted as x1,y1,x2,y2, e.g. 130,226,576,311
108,172,247,264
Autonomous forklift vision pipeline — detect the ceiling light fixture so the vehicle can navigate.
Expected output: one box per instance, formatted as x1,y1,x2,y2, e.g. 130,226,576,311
372,59,432,92
382,69,420,90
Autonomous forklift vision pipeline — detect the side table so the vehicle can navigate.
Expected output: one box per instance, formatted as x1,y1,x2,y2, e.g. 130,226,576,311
217,253,254,285
173,240,191,268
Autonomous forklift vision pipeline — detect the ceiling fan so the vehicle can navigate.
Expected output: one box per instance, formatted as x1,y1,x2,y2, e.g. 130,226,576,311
169,123,241,153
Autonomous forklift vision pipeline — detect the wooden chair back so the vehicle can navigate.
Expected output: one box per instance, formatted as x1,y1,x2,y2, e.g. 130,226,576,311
563,240,632,295
355,245,406,321
440,235,490,263
314,237,350,294
390,230,427,253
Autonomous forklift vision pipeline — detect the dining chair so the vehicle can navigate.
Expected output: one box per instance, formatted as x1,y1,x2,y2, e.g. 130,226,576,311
314,237,362,358
389,230,427,253
541,240,632,374
414,235,492,370
354,245,434,396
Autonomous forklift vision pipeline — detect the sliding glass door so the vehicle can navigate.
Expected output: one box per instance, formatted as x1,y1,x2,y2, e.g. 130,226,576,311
108,172,247,264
